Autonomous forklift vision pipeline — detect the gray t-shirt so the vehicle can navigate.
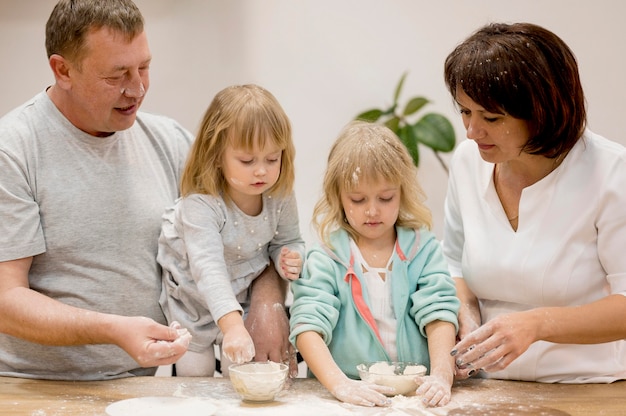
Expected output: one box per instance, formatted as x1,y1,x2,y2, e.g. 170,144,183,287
0,91,193,380
158,192,305,352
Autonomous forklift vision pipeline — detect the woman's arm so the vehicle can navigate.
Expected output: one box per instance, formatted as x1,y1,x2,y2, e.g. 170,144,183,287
453,294,626,377
454,277,482,340
536,294,626,343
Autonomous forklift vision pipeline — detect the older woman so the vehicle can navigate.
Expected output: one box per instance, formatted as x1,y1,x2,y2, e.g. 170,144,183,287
443,22,626,383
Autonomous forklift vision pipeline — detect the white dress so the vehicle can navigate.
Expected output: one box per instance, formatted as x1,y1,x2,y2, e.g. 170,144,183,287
443,130,626,383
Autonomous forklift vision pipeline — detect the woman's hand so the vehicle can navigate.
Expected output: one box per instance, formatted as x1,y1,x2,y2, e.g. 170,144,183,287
452,311,537,378
454,302,482,379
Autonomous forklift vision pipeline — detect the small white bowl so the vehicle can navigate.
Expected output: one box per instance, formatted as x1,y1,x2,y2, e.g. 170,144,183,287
357,361,427,396
229,361,289,403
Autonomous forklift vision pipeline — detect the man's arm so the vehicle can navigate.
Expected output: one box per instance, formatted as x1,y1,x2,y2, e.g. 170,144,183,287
0,257,190,367
245,263,298,376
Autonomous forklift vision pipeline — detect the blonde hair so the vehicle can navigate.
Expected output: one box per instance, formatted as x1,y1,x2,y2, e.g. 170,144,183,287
181,84,295,201
313,121,432,246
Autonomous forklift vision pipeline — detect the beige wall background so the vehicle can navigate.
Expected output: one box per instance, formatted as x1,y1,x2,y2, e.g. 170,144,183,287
1,0,625,246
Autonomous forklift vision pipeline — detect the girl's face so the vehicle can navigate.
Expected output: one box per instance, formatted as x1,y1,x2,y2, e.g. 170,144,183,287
456,88,531,164
221,138,282,201
341,177,400,245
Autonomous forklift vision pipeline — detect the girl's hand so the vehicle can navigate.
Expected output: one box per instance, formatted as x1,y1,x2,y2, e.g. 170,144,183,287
415,374,452,407
331,379,394,407
221,323,255,364
278,247,302,280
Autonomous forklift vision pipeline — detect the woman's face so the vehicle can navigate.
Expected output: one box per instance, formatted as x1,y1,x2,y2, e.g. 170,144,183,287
456,88,531,164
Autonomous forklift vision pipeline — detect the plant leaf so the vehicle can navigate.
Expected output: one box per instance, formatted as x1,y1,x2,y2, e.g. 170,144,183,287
403,96,429,116
393,72,407,107
384,116,401,135
398,125,420,166
356,109,383,122
412,113,456,152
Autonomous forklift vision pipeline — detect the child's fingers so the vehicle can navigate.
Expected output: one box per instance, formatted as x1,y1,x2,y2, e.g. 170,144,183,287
280,248,301,260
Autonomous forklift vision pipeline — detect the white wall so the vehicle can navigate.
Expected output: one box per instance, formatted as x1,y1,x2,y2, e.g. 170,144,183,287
1,0,625,245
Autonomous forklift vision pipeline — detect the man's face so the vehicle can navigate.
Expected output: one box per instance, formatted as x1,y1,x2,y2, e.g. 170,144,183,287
62,27,151,136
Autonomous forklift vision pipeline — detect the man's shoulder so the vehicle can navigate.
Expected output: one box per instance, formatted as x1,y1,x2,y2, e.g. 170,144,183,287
135,111,192,138
135,109,176,124
0,92,55,157
132,111,194,153
0,92,47,129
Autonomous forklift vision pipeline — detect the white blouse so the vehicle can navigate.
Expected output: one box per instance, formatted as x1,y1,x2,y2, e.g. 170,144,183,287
443,130,626,383
350,239,397,361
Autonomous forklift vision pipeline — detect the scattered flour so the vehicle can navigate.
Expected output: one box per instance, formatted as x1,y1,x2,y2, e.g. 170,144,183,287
166,377,441,416
105,397,217,416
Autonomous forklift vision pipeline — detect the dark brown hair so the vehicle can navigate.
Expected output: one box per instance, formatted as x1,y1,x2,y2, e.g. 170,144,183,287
45,0,144,65
444,22,586,158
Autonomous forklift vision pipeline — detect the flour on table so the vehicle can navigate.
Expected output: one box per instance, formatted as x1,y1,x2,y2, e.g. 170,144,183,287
105,397,217,416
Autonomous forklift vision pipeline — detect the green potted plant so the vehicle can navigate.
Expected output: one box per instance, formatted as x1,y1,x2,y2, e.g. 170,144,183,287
355,72,456,173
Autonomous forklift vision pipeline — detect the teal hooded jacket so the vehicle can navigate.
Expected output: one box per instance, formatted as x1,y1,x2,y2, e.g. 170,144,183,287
289,226,459,379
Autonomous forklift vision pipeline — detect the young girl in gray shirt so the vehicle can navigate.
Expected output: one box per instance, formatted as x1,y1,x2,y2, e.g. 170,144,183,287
157,84,305,376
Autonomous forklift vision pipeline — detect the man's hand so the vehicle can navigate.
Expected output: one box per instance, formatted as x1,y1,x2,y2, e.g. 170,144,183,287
116,318,191,368
245,264,298,376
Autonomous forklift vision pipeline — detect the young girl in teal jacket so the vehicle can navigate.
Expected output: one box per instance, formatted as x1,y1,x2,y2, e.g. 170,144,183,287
289,121,459,408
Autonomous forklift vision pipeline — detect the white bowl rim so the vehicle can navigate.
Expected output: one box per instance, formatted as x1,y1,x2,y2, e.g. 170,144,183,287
228,361,289,375
356,361,427,375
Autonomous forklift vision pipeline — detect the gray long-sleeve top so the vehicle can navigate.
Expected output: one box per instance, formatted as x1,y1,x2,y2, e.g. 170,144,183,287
157,191,305,348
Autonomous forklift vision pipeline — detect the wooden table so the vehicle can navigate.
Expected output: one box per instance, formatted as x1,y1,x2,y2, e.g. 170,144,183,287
1,375,625,415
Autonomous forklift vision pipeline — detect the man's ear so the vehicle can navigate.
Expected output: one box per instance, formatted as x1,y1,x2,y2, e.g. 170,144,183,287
48,54,72,89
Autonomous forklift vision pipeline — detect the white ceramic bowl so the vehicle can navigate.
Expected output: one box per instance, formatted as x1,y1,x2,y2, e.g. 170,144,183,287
357,361,427,396
229,361,289,402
